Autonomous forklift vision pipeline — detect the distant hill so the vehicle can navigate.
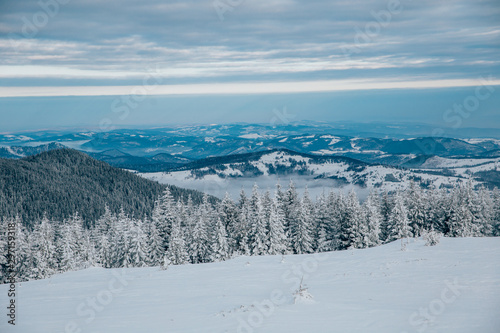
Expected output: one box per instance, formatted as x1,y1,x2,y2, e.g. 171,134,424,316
0,142,66,159
172,148,368,172
89,149,191,172
0,149,213,227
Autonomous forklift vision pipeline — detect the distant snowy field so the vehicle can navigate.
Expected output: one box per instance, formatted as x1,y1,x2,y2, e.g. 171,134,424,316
2,237,499,333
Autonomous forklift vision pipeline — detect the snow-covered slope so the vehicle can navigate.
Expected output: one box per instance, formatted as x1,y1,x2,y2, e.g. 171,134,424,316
410,155,500,170
2,237,499,333
138,150,486,199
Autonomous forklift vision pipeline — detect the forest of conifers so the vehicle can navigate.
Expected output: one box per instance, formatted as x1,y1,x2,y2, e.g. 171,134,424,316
1,180,499,283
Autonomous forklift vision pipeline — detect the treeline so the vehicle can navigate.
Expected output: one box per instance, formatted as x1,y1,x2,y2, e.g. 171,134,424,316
1,181,499,283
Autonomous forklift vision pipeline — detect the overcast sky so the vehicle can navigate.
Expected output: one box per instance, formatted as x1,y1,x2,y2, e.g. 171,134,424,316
0,0,499,131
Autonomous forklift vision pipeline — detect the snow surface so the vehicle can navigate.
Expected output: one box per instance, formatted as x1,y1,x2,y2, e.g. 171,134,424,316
239,134,262,139
419,156,500,169
2,237,499,333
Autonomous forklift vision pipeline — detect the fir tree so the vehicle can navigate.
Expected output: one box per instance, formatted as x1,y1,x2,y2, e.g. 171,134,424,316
57,223,78,272
146,219,164,266
219,193,240,251
405,181,427,236
315,192,332,252
492,188,500,236
293,199,314,254
212,217,229,262
152,188,177,252
128,219,149,267
31,216,57,279
292,188,314,254
338,190,366,250
189,214,211,264
166,219,188,265
364,191,382,247
283,181,301,252
388,192,412,242
248,184,268,255
14,219,32,281
0,219,8,284
268,198,287,255
379,191,393,242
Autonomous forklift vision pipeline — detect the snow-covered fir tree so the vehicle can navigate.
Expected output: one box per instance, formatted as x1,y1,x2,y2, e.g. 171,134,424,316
189,212,212,264
315,192,333,252
219,192,241,252
0,219,8,284
128,219,149,267
165,219,188,265
291,187,314,254
152,188,177,251
15,219,32,280
363,191,382,247
268,198,288,255
492,188,500,236
249,184,268,255
388,192,412,241
338,190,367,250
282,181,300,252
405,181,427,236
30,216,57,279
146,219,164,266
211,217,230,262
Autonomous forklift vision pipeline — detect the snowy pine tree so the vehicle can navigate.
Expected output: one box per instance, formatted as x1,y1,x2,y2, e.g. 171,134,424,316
189,213,211,264
492,188,500,236
292,188,314,254
152,188,177,252
146,219,164,266
315,192,333,252
388,192,412,242
338,190,366,250
128,219,149,267
406,181,427,236
15,219,32,281
219,193,240,253
166,219,188,265
363,191,382,247
249,184,268,256
282,181,300,253
31,216,57,279
211,217,230,262
0,219,8,284
268,198,288,255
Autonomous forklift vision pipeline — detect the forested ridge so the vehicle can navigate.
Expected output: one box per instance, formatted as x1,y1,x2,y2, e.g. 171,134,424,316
0,148,214,226
1,180,499,283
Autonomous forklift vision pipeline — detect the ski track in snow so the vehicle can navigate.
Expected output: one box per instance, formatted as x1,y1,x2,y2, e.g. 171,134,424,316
1,237,499,333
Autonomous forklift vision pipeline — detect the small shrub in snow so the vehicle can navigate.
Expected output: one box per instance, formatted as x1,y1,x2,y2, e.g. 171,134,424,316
293,277,314,304
423,230,441,246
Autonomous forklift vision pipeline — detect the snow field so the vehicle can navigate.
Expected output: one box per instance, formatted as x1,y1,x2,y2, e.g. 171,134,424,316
1,237,499,333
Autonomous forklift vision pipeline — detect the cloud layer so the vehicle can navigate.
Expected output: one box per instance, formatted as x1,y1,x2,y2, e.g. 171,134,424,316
0,0,499,93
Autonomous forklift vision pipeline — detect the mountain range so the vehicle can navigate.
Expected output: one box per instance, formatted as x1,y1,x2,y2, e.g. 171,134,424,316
1,123,499,199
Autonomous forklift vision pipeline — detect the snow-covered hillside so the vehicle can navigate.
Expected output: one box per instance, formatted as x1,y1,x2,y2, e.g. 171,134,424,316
414,156,500,170
139,150,487,199
2,237,499,333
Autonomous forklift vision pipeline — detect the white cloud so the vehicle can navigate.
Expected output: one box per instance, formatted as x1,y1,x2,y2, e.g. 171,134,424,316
1,77,499,97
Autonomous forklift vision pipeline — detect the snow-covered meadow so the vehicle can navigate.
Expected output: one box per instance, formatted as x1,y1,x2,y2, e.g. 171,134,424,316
2,237,499,333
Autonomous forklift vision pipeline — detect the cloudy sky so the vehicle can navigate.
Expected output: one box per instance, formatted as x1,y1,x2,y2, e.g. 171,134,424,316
0,0,499,131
